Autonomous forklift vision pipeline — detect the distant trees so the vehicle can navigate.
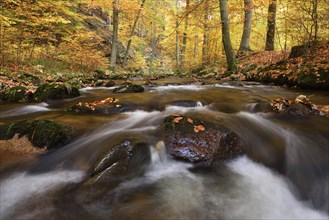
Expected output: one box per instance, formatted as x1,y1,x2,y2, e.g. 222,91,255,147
0,0,328,73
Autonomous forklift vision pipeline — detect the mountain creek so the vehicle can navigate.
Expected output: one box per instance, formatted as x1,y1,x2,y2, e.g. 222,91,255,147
0,78,328,220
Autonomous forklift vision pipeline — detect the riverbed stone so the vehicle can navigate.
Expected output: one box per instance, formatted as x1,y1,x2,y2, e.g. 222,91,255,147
0,120,72,149
34,83,80,102
66,97,135,114
90,140,151,183
163,115,244,165
113,84,144,93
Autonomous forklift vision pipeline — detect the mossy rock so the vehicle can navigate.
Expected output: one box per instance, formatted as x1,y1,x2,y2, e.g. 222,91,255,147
2,86,33,102
0,120,72,149
34,83,80,102
113,84,144,93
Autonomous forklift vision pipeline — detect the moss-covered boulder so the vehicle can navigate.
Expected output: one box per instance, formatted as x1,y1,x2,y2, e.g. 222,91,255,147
34,83,80,102
0,120,72,149
1,86,34,102
113,84,144,93
163,114,244,165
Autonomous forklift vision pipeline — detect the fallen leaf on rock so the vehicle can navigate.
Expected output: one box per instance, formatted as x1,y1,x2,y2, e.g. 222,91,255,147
173,117,183,123
187,118,194,124
194,125,205,133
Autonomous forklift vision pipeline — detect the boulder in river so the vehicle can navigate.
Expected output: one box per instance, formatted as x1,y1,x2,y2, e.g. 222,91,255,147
163,115,244,165
34,83,80,102
0,120,72,149
90,140,151,184
271,95,329,117
113,84,145,93
66,97,135,114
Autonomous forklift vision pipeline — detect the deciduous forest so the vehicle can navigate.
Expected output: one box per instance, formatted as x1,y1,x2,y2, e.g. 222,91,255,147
1,0,328,82
0,1,328,220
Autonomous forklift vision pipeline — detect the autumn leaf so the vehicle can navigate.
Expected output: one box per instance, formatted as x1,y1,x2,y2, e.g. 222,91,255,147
194,125,205,133
173,117,183,123
187,118,193,124
171,114,181,117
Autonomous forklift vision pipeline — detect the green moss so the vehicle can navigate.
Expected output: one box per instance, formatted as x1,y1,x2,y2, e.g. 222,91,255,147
3,86,28,102
0,120,72,149
34,83,80,102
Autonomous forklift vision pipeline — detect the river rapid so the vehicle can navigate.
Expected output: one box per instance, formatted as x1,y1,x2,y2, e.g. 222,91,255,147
0,79,328,220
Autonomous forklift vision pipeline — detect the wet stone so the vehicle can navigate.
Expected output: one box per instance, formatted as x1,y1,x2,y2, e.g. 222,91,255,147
90,140,151,184
34,83,80,102
113,84,145,93
163,115,244,166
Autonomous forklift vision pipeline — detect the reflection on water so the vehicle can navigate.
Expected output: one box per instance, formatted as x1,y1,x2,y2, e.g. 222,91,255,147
0,82,328,219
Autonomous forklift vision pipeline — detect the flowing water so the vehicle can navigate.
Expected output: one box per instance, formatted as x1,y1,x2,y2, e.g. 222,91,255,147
0,79,328,220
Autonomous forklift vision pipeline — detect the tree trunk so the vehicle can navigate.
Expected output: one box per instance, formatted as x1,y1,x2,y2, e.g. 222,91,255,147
265,0,277,51
122,0,147,67
110,0,119,72
238,0,253,53
180,0,189,68
175,0,179,69
202,0,209,66
151,23,157,62
194,34,198,60
219,0,237,71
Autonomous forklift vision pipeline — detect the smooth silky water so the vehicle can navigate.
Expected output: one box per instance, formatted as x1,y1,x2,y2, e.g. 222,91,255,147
0,81,328,219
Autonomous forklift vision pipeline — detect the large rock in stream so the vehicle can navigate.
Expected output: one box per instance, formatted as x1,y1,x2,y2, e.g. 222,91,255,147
163,115,244,165
90,140,151,184
34,83,80,102
66,97,136,114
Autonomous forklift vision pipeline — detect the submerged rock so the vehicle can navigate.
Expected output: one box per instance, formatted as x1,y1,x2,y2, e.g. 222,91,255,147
163,115,244,165
0,120,72,149
90,140,151,184
34,83,80,102
113,84,145,93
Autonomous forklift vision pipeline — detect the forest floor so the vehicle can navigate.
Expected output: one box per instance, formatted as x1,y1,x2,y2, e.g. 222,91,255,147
0,41,328,91
234,40,329,90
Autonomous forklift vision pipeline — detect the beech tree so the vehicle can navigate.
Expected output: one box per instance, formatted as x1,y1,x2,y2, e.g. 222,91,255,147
219,0,237,71
265,0,277,51
122,0,147,67
238,0,253,54
180,0,190,68
110,0,119,72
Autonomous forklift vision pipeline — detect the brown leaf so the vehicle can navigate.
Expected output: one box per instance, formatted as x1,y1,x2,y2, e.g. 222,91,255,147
194,125,205,133
187,118,194,124
173,117,183,123
171,114,181,117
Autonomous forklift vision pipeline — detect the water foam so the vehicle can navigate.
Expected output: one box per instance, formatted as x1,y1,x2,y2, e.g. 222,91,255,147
153,85,205,92
225,157,328,219
0,170,84,219
0,103,50,118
